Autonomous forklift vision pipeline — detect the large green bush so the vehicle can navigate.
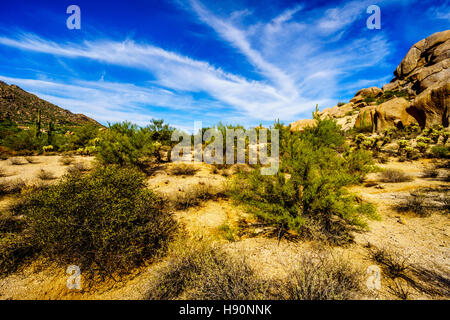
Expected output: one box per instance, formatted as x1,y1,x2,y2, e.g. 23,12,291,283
230,118,377,244
6,166,177,279
431,145,449,159
96,122,155,166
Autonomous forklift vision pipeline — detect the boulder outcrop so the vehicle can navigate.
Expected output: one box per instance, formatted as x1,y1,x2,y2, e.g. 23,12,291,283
290,30,449,132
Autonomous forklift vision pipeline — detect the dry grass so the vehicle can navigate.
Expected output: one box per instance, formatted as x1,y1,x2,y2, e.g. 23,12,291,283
145,242,362,300
24,156,38,164
274,250,362,300
379,169,413,183
9,157,25,165
170,183,226,210
0,179,26,196
395,192,428,216
37,169,56,181
422,166,439,178
58,156,75,166
169,163,199,176
145,242,267,300
0,168,7,178
370,247,411,279
67,162,90,174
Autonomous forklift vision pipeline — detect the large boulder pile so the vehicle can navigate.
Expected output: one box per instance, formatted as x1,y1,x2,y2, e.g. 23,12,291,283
290,30,449,132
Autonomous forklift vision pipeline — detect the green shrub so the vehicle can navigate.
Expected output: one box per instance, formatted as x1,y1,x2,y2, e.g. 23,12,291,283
0,233,36,275
67,124,100,150
230,118,377,244
10,165,177,280
431,146,449,159
3,130,46,152
146,119,175,146
96,122,155,167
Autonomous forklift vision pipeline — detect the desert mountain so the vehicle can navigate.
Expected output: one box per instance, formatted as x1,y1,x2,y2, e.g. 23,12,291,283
291,30,450,132
0,81,101,127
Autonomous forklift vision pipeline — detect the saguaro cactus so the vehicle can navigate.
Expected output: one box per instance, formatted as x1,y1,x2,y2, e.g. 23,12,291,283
34,110,41,137
47,120,55,145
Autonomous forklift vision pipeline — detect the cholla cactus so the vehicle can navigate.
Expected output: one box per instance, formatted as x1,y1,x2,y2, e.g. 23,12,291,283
398,140,408,149
410,124,420,133
404,146,415,159
416,142,428,153
422,128,431,136
42,145,54,152
430,131,440,143
417,136,431,144
443,132,449,144
354,134,366,149
398,140,408,155
362,138,374,150
381,135,391,146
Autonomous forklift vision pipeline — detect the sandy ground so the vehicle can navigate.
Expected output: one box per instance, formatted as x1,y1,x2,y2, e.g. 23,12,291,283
0,155,93,184
0,156,448,300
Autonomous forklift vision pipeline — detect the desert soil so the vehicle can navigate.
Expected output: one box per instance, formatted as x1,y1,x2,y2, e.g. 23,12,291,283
0,156,448,300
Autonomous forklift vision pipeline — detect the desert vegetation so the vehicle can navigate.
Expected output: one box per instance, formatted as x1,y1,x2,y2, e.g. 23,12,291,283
1,166,178,282
0,111,448,300
230,116,378,244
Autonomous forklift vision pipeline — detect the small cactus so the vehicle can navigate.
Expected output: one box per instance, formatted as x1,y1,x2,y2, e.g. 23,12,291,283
354,134,366,149
398,140,408,149
422,128,431,136
404,146,415,159
416,142,428,153
442,132,449,144
417,136,431,144
430,131,440,143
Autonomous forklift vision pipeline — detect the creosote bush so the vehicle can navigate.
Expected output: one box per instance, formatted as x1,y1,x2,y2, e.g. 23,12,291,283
6,166,177,279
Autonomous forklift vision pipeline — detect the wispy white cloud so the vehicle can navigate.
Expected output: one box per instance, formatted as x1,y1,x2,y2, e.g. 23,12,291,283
428,1,450,21
0,0,399,125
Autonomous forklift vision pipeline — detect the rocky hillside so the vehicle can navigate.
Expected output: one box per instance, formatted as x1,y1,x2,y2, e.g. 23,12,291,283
291,30,449,132
0,81,101,127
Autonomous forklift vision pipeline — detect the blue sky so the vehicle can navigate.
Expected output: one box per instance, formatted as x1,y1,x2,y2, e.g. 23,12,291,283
0,0,448,130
